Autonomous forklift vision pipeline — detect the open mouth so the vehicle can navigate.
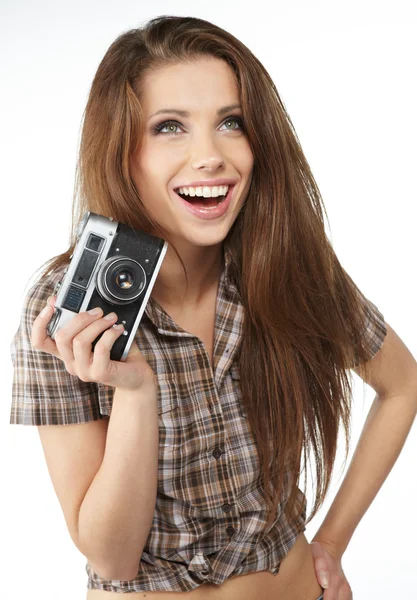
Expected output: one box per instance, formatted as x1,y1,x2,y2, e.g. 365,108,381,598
173,186,232,208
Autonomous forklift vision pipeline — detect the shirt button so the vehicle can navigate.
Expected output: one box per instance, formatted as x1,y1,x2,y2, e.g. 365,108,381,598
226,526,235,536
212,447,222,459
222,503,232,513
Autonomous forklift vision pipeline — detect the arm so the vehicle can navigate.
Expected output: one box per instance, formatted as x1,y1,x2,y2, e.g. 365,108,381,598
32,298,160,582
78,384,159,581
312,322,417,557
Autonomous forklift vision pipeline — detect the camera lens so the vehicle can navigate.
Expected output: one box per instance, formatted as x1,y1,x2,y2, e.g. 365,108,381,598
96,257,146,305
116,271,134,289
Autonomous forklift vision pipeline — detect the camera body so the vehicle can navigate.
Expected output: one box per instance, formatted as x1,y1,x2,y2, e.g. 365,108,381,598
47,211,168,361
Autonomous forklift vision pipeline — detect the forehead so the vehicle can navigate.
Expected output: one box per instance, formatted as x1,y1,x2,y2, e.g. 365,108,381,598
139,57,240,112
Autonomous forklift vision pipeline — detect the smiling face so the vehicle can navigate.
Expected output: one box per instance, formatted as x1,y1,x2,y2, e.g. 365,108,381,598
129,57,254,251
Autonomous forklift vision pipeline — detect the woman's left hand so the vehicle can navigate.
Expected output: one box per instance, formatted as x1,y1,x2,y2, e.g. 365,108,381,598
310,541,353,599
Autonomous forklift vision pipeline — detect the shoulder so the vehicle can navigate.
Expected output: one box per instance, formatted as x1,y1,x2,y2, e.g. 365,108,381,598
11,262,103,426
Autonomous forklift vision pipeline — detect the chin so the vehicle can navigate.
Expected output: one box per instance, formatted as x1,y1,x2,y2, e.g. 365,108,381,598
172,227,229,249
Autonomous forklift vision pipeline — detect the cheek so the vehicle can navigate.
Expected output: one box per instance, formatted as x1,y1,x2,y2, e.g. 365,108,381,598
238,146,254,176
228,138,254,172
130,153,158,196
133,144,181,186
129,150,176,217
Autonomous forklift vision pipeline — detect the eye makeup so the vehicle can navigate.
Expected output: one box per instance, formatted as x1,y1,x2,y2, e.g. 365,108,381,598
150,115,245,136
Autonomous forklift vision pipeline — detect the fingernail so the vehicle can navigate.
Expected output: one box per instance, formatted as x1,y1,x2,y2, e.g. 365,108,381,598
40,305,52,318
112,323,124,330
88,307,102,316
319,572,329,588
104,312,117,321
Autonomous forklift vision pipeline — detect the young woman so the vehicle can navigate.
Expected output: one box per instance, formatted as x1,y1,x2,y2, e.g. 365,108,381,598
10,15,417,600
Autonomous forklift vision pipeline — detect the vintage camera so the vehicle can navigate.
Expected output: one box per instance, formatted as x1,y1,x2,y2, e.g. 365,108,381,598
47,211,168,361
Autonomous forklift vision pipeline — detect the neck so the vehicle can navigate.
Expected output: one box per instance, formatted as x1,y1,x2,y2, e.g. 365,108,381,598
150,242,224,310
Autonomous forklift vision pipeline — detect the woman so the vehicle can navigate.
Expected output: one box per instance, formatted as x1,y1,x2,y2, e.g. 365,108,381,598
10,15,417,600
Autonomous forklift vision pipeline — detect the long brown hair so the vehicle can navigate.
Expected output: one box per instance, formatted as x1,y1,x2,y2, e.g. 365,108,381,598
35,15,375,531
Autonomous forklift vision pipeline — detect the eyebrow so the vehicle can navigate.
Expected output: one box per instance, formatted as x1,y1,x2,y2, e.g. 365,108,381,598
149,104,242,119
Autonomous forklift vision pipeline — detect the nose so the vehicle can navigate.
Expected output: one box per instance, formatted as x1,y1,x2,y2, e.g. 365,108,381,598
190,133,226,172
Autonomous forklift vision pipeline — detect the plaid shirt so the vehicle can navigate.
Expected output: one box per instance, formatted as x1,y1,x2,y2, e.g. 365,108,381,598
10,250,387,593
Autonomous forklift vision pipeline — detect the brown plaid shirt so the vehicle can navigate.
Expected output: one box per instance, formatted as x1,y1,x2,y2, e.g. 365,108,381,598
10,251,387,593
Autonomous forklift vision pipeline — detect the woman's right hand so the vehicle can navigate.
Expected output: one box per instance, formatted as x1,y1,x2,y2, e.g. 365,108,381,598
30,295,157,392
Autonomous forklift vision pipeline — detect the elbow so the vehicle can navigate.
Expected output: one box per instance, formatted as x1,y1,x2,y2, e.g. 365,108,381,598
77,532,143,582
88,557,141,582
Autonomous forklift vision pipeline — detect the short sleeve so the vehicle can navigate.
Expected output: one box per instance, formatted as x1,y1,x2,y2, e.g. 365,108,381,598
353,292,388,367
10,266,105,426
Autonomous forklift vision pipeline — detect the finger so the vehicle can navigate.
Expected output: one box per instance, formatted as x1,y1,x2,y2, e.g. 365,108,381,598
31,303,61,359
90,323,126,384
310,543,330,589
73,312,119,379
47,295,57,309
54,306,105,367
316,565,330,590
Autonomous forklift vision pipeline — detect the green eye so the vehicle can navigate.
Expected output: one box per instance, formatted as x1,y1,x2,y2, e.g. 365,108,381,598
222,118,242,130
152,115,245,136
155,121,180,134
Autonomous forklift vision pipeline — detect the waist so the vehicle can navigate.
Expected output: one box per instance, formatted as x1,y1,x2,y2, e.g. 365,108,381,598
86,532,323,600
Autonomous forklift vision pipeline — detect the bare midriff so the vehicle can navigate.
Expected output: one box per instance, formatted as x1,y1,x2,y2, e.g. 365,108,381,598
85,532,323,600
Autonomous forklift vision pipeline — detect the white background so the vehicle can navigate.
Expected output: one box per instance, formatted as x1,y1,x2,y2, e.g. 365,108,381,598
2,1,416,598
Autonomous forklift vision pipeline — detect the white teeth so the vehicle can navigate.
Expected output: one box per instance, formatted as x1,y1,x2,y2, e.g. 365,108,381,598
177,185,229,197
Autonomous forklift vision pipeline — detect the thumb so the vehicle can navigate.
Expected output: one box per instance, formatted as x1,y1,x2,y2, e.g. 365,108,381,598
310,542,330,589
310,541,325,559
125,338,142,358
124,339,153,373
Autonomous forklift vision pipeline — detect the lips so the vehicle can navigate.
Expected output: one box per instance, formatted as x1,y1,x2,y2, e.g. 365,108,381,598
173,184,235,220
